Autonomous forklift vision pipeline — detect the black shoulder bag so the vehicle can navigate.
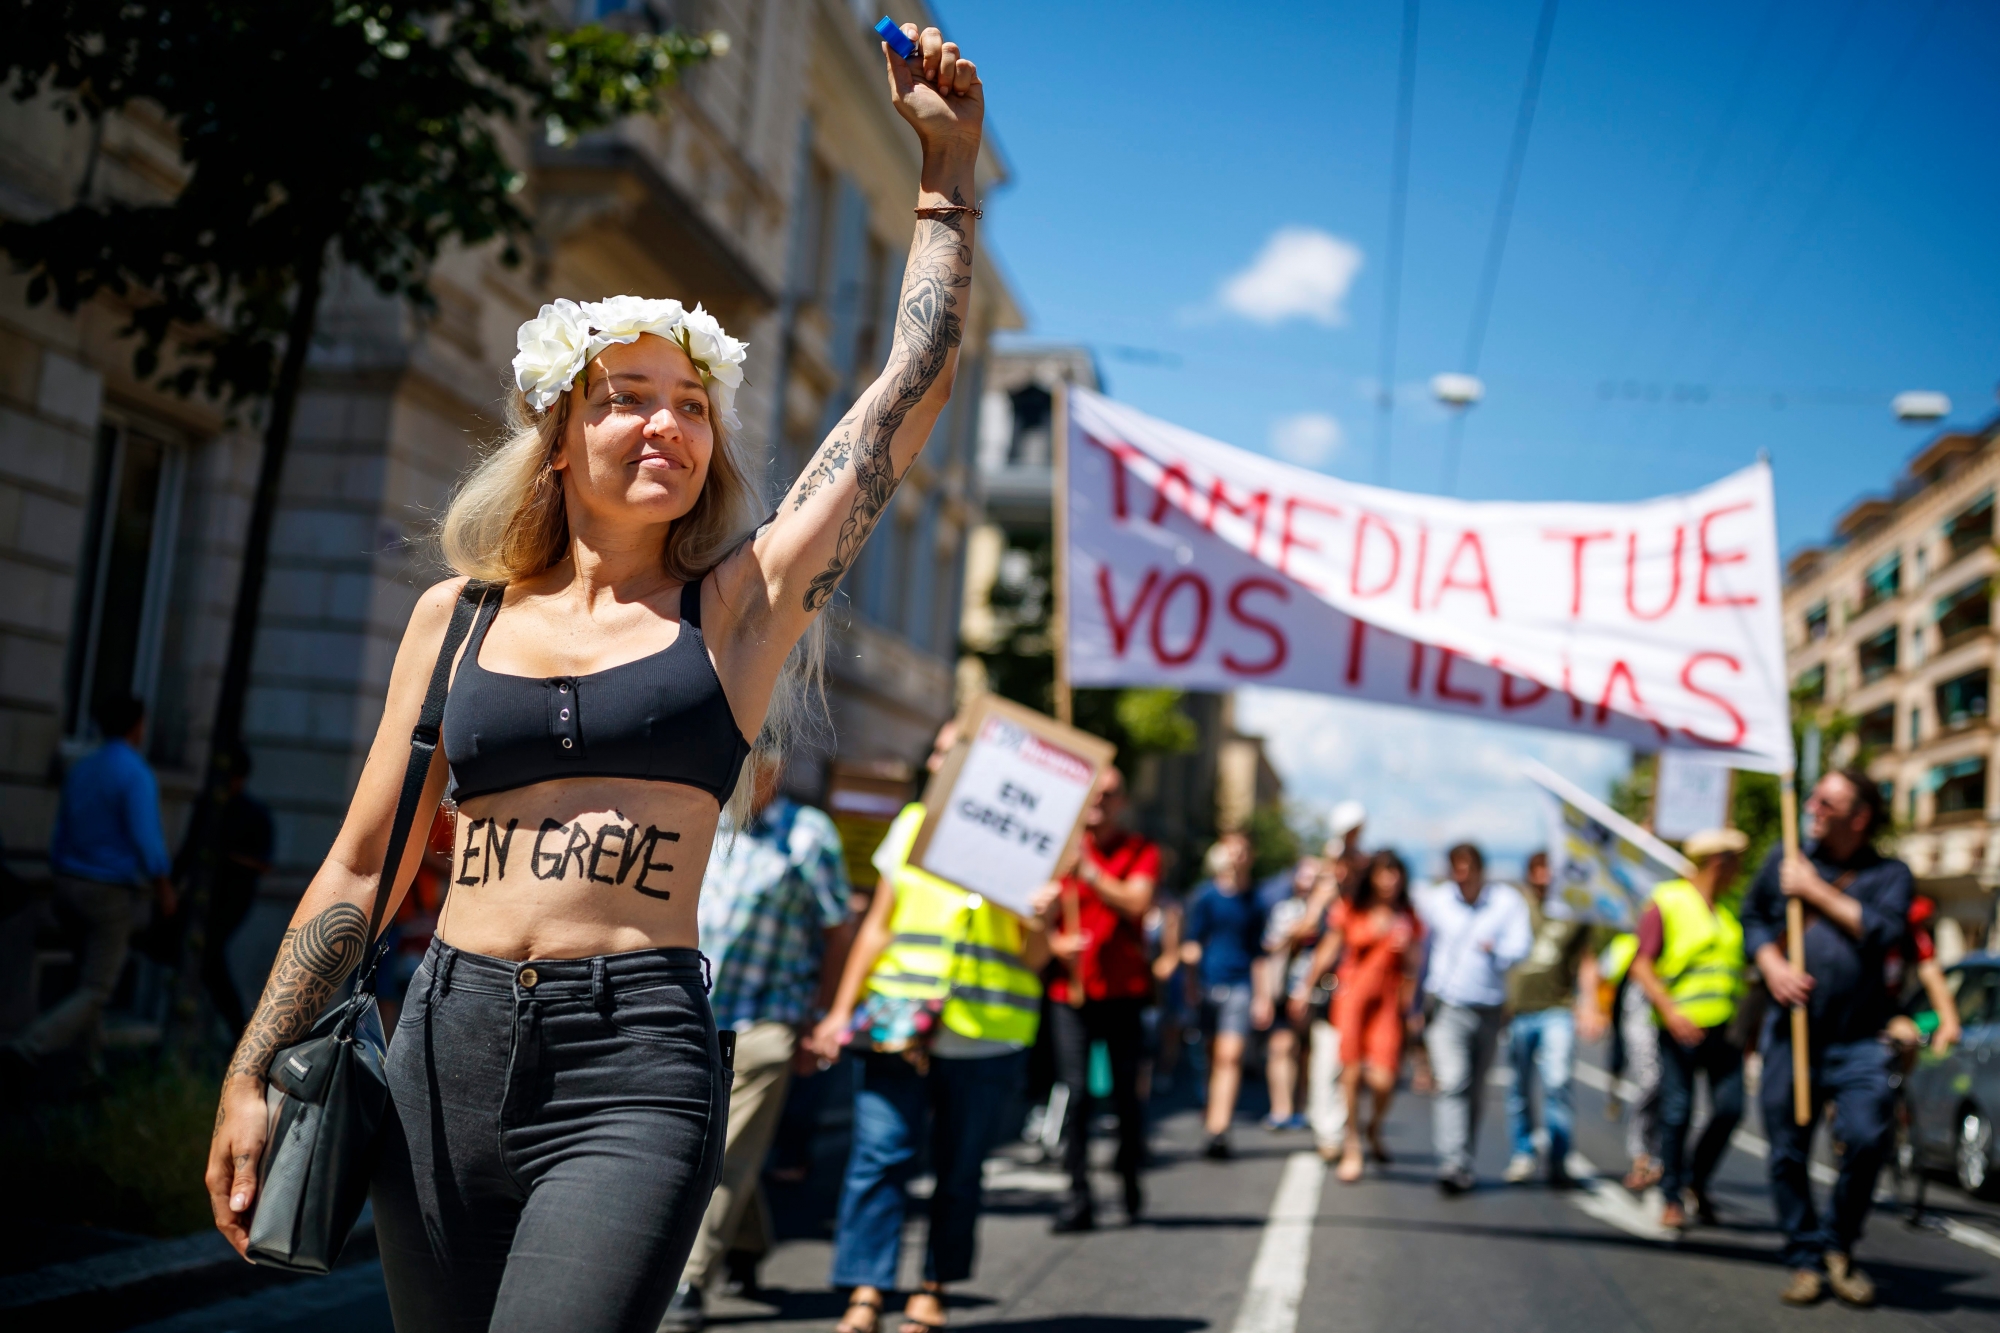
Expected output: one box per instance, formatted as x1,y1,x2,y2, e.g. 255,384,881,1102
246,581,491,1274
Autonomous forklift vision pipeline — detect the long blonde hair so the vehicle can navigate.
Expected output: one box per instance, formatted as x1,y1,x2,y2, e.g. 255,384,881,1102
438,370,828,824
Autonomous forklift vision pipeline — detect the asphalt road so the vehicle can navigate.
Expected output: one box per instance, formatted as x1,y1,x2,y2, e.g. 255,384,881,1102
129,1050,2000,1333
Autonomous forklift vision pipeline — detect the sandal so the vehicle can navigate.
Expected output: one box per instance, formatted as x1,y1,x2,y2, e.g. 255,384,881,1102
899,1283,947,1333
837,1294,884,1333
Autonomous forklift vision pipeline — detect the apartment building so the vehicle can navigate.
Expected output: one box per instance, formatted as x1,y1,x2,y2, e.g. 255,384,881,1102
1784,409,2000,931
0,0,1020,900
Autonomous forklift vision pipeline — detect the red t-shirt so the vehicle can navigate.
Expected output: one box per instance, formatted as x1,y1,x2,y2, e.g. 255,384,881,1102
1047,830,1162,1004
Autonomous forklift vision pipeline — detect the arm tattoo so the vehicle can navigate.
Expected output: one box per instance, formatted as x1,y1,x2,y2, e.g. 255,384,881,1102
225,901,368,1081
798,202,971,611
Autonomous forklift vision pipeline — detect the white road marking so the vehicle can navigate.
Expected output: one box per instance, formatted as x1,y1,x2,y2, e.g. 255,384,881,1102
1230,1151,1326,1333
1576,1059,2000,1266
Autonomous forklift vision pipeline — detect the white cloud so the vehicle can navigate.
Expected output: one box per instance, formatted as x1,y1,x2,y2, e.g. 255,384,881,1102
1268,412,1343,468
1218,227,1364,325
1235,687,1631,881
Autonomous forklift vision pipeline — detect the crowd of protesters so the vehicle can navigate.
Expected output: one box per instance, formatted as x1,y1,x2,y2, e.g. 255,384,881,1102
1,705,1978,1320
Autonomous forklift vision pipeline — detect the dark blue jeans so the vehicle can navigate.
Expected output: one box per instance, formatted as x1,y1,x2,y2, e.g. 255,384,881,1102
1758,1033,1894,1271
1657,1025,1743,1199
830,1049,1025,1290
372,940,729,1333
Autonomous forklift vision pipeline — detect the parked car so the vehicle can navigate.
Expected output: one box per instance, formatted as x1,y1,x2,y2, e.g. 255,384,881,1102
1903,955,2000,1197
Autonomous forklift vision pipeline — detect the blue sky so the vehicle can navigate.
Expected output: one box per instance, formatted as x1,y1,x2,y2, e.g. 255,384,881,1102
939,0,2000,874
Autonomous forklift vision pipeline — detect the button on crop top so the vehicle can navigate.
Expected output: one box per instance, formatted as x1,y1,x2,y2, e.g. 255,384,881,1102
442,577,752,805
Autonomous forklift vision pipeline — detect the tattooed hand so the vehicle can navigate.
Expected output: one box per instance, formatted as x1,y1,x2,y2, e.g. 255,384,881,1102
206,899,369,1257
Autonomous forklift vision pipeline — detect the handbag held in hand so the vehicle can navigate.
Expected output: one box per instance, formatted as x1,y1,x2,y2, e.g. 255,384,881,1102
245,582,491,1273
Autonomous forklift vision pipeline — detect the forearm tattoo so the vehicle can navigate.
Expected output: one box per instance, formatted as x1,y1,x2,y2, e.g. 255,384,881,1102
796,199,971,611
226,901,368,1081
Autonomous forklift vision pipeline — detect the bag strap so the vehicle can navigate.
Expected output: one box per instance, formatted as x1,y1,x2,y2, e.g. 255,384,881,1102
352,580,494,993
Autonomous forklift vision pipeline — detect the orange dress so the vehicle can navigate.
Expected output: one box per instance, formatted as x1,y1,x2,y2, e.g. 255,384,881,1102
1329,899,1421,1071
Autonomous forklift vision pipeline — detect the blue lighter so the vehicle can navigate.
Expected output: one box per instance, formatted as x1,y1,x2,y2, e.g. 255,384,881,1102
875,16,918,60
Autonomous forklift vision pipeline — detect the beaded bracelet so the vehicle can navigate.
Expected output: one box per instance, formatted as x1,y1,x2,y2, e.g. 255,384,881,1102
914,203,983,220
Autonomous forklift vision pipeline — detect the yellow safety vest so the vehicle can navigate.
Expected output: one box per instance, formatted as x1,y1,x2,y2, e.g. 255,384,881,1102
1651,878,1745,1031
864,804,1042,1047
1602,932,1639,986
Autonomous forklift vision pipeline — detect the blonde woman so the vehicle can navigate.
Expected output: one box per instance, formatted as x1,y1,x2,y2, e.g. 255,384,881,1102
204,26,985,1332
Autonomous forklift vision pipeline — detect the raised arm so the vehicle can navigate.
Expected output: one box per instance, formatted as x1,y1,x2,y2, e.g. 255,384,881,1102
205,578,466,1257
708,27,982,704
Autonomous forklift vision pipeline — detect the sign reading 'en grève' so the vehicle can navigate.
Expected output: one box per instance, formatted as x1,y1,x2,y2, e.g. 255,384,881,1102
910,694,1115,919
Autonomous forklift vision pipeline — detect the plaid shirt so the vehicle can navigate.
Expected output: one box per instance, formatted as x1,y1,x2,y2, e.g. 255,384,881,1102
698,797,851,1030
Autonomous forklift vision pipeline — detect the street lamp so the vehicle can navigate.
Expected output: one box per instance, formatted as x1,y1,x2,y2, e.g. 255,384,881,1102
1892,390,1950,423
1432,372,1485,408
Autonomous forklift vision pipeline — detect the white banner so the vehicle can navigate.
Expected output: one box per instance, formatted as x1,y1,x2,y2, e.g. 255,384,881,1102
1064,389,1793,772
1524,759,1692,929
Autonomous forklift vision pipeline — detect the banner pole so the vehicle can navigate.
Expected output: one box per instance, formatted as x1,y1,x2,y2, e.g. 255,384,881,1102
1051,379,1074,725
1779,775,1811,1126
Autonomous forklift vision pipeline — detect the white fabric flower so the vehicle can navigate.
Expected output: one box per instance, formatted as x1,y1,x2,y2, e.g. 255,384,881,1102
673,303,749,430
512,299,594,411
580,295,686,359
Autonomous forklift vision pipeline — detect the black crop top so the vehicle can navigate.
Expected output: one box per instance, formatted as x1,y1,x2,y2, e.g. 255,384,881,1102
443,577,752,804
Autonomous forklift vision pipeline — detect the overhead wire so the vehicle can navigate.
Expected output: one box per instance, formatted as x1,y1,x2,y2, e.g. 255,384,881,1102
1438,0,1561,494
1374,0,1423,486
1645,0,1867,387
1699,0,1950,385
1597,0,1788,384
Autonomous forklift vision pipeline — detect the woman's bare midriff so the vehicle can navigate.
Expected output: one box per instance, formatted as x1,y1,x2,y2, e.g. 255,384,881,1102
436,775,720,960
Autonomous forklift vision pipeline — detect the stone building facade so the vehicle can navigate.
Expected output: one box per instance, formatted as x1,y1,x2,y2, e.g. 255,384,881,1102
0,0,1021,909
1783,408,2000,937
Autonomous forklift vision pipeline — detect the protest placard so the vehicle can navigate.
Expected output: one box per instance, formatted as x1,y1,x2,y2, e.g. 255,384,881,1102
907,694,1116,918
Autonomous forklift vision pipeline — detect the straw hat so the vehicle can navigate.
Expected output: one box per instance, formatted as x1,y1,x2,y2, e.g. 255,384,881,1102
1683,828,1749,862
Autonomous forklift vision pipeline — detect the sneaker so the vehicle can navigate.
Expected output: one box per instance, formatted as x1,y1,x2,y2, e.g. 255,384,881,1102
1504,1153,1538,1184
1688,1189,1719,1226
1825,1253,1876,1307
1779,1268,1824,1306
1051,1201,1096,1234
1546,1166,1577,1192
1659,1200,1688,1230
1436,1168,1475,1196
661,1282,705,1333
1204,1134,1234,1161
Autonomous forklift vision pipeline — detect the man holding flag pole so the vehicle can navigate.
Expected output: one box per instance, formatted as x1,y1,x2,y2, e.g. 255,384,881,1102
1743,769,1911,1308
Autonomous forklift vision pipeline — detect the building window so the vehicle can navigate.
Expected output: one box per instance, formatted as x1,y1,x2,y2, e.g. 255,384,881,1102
1946,491,1994,561
1857,625,1898,682
1859,552,1901,610
1804,601,1829,641
1910,706,1922,745
64,417,188,744
1935,669,1990,730
1932,756,1987,816
1794,663,1825,703
1856,704,1895,751
1935,578,1991,648
1907,785,1918,823
1007,384,1053,467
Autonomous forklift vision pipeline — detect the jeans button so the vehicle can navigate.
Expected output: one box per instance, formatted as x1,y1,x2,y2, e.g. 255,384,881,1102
518,967,539,989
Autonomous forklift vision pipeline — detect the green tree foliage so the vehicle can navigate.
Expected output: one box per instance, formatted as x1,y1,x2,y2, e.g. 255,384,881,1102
1245,802,1302,883
1,0,719,400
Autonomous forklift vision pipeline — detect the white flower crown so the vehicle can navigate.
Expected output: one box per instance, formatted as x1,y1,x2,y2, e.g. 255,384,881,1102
511,295,748,430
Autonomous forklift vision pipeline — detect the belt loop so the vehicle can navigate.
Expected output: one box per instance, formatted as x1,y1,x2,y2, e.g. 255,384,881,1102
700,951,713,995
592,956,609,1013
438,944,457,997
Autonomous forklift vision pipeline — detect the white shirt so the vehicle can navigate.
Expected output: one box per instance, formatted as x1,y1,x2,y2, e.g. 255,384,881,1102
1413,879,1534,1009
